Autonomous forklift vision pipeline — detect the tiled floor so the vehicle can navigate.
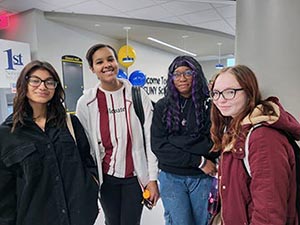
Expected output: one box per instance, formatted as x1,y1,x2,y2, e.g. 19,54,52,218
94,200,164,225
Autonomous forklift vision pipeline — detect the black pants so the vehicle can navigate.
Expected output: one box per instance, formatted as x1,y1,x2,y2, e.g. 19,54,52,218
100,174,143,225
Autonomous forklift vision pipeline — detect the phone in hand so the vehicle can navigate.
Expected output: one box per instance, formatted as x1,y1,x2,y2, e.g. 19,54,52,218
142,198,153,210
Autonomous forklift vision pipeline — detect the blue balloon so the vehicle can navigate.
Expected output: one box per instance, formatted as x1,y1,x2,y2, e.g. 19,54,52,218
117,69,128,79
129,70,146,87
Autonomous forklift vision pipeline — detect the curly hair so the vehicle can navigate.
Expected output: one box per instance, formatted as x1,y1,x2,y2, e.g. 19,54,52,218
163,55,210,133
210,65,276,152
11,60,66,132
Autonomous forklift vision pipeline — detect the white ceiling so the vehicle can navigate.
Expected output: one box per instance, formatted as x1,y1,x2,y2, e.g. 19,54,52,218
0,0,236,61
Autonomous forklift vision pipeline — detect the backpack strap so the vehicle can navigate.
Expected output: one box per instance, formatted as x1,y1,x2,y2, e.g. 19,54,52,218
131,86,146,156
66,113,77,145
244,123,262,177
132,86,145,125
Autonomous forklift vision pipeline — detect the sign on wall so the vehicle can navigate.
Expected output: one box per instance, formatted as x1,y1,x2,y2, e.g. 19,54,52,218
0,39,31,88
61,55,84,113
142,75,167,102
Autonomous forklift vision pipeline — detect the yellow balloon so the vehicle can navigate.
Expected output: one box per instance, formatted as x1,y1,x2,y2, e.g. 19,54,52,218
118,45,136,68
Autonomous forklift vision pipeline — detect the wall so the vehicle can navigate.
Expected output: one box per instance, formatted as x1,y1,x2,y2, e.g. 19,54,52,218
0,9,180,103
236,0,300,118
0,9,121,90
200,59,227,82
0,10,38,59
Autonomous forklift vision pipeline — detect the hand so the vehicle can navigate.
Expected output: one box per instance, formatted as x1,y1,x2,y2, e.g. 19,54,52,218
145,181,160,206
200,159,217,177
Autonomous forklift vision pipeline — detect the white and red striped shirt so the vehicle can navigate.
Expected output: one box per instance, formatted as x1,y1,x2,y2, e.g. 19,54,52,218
97,86,134,178
76,79,158,188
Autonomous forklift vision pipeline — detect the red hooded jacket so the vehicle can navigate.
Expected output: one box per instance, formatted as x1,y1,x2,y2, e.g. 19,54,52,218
218,97,300,225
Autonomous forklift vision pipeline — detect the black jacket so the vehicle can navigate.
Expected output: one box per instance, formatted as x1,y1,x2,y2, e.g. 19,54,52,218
0,114,98,225
151,97,217,175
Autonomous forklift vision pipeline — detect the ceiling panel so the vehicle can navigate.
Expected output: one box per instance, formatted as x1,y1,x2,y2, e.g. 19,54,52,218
125,5,175,20
98,0,156,12
215,5,236,18
0,0,236,60
160,1,213,15
0,0,56,12
197,19,235,35
65,0,121,16
180,9,221,25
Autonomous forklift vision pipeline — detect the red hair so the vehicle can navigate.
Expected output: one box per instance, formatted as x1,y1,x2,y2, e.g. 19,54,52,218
210,65,274,151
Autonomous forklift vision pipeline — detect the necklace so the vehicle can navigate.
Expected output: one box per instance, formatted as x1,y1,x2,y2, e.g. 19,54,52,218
180,99,188,127
180,99,188,113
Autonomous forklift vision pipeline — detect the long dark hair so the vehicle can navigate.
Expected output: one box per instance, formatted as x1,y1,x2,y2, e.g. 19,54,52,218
12,60,66,132
210,65,276,151
164,55,210,133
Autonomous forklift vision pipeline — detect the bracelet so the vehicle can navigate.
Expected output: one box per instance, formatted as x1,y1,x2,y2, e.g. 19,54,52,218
198,156,207,169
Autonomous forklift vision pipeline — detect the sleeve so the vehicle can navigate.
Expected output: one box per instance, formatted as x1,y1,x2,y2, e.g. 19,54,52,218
71,115,98,178
76,95,89,132
76,95,97,161
0,160,16,225
249,128,293,225
140,89,159,181
150,99,202,168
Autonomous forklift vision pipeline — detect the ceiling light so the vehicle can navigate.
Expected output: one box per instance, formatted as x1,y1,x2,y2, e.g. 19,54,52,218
215,42,224,69
147,37,197,57
215,63,224,69
123,27,134,63
122,56,134,63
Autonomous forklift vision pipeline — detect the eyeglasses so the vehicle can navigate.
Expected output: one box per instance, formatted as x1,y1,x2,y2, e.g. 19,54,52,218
173,70,194,80
27,76,58,90
210,88,243,100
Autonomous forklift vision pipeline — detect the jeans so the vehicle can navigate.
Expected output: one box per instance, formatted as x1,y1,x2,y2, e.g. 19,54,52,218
159,171,213,225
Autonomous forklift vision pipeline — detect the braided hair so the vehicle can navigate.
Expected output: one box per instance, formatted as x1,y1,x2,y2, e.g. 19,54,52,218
164,55,210,133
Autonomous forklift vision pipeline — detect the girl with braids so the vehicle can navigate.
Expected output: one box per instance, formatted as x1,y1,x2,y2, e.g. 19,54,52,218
151,55,218,225
0,60,98,225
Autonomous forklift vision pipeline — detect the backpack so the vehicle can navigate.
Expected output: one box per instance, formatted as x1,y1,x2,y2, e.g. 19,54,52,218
132,86,146,152
244,124,300,224
131,86,155,156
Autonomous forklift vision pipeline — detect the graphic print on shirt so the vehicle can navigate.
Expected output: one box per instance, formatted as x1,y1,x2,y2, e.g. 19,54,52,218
97,87,134,178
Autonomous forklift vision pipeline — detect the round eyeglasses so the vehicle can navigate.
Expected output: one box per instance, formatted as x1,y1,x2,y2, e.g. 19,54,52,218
27,76,58,90
173,70,194,80
210,88,243,100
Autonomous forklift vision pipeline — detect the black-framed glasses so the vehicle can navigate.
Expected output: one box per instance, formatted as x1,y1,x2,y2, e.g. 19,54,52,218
210,88,243,100
26,75,58,90
173,70,194,80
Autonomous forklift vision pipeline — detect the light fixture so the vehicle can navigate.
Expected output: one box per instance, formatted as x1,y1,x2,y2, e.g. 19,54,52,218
123,27,134,63
147,37,197,57
0,13,10,30
215,42,224,69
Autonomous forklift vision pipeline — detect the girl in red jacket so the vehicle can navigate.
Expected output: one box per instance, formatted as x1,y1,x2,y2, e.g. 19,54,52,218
210,65,300,225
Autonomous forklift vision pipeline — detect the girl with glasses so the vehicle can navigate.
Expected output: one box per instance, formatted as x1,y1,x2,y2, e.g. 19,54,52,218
0,60,99,225
210,65,300,225
151,55,218,225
